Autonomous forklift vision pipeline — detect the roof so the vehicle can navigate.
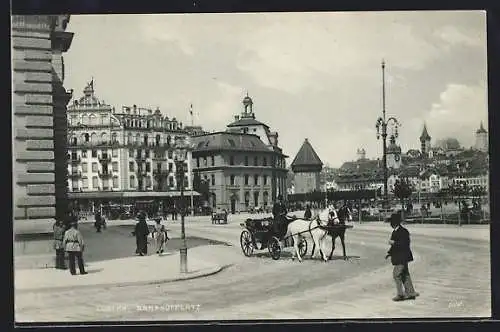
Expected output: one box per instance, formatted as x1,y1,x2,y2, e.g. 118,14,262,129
227,118,269,128
191,132,279,154
420,124,431,141
291,138,323,168
476,121,487,134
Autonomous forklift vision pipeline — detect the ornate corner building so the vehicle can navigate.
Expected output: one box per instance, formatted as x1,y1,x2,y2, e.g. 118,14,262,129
66,82,196,212
12,15,74,235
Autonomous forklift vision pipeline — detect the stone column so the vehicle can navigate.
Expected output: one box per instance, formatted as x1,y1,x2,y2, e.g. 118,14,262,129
12,15,73,235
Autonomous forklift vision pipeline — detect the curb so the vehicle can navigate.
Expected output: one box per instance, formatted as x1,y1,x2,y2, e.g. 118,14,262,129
16,264,232,294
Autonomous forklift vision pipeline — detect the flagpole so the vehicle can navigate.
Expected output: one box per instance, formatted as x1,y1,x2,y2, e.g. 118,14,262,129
189,103,194,216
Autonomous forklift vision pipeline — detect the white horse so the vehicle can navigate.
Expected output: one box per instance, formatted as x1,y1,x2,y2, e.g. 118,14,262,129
285,205,337,262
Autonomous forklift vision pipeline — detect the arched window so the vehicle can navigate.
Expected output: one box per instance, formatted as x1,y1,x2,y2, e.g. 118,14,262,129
156,134,161,145
89,114,97,125
90,133,97,144
111,132,118,144
84,133,90,142
144,135,148,146
212,193,217,209
101,132,108,144
263,191,269,207
244,192,250,208
129,175,136,188
127,133,132,145
81,114,88,125
135,133,140,144
166,135,172,147
72,136,77,145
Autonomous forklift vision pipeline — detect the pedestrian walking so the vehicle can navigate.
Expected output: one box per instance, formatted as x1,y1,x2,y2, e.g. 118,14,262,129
53,219,67,269
94,211,102,233
156,225,169,255
152,218,164,254
304,204,312,220
134,212,149,256
385,213,419,301
62,220,87,275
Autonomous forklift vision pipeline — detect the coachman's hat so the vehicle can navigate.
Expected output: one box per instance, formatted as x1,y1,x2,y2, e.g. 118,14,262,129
389,213,402,227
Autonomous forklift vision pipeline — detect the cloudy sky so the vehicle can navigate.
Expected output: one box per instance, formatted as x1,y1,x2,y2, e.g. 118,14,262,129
64,11,487,168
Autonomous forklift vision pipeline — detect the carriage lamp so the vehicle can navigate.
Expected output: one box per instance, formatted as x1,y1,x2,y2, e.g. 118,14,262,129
174,136,194,273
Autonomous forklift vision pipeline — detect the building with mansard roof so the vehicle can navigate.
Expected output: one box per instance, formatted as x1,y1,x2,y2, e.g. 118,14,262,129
66,80,199,215
290,138,323,194
191,94,288,213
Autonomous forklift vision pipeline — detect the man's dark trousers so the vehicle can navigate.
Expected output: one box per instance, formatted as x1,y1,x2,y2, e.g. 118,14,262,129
67,251,86,275
393,263,416,297
55,249,66,269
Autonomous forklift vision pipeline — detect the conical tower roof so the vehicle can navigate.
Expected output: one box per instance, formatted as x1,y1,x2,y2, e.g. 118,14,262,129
291,138,323,172
476,121,487,134
420,124,431,141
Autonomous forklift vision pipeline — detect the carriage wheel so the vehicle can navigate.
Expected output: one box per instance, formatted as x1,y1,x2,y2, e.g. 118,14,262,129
240,230,254,257
298,237,308,257
268,236,282,260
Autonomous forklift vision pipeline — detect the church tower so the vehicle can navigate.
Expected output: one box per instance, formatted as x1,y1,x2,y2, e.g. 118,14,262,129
356,148,366,161
386,135,402,169
291,138,323,194
475,121,488,152
420,123,431,158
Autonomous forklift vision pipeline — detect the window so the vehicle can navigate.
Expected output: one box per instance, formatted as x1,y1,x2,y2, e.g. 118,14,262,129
113,176,119,188
244,175,249,185
129,161,135,172
129,175,136,188
112,149,118,157
229,156,235,165
204,157,207,166
211,156,215,166
254,175,259,186
244,156,248,166
184,176,189,188
146,162,151,172
146,176,152,188
129,149,134,157
92,176,99,189
263,157,267,166
71,152,77,160
211,174,215,186
112,162,118,172
228,139,236,147
82,177,88,189
72,180,78,191
92,150,97,158
168,163,173,172
92,162,98,173
254,156,258,166
71,166,78,174
230,175,235,185
82,150,87,158
81,163,88,173
85,133,90,142
254,191,259,206
196,158,200,168
146,150,150,158
169,176,174,187
168,150,173,159
264,175,268,185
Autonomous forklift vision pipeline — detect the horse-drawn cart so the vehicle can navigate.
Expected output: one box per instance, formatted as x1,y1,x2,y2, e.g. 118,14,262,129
239,217,307,260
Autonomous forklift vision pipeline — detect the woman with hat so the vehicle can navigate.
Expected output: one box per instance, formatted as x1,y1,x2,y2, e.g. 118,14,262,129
385,213,419,301
134,211,150,256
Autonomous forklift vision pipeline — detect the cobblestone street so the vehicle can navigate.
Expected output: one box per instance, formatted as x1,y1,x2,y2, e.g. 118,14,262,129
15,216,491,322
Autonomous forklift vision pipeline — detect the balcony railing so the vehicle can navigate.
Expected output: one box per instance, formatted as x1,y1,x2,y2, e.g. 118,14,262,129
98,155,112,162
69,170,82,178
98,170,113,178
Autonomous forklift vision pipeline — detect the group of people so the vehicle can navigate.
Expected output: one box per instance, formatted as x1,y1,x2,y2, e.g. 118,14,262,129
133,212,170,256
53,216,87,276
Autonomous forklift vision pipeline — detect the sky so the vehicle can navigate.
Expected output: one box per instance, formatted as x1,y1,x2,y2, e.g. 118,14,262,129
63,11,487,168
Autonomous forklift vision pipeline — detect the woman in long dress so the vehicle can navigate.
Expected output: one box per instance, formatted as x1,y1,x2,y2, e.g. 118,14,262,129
134,213,149,256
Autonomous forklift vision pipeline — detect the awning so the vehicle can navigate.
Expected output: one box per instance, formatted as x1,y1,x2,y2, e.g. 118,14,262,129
68,190,201,200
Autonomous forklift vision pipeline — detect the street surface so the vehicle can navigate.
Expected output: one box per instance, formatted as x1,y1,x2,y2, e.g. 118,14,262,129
15,214,491,321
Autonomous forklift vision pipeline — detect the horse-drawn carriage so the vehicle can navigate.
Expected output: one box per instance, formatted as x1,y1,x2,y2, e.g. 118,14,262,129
240,205,355,262
239,217,308,260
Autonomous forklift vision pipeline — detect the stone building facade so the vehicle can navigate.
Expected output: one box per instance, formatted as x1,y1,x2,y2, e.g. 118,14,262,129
191,95,288,213
66,82,196,212
12,15,74,234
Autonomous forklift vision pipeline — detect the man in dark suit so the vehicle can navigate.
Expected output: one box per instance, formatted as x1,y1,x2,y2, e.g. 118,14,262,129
386,212,419,301
272,195,288,236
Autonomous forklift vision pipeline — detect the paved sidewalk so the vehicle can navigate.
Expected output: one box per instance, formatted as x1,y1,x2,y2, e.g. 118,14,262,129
15,245,229,293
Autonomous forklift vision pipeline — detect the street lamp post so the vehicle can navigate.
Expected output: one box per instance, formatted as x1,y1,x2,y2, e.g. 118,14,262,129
375,60,401,210
174,136,193,273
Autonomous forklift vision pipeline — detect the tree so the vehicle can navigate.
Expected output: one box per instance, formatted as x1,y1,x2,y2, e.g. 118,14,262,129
448,182,469,226
392,178,413,220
